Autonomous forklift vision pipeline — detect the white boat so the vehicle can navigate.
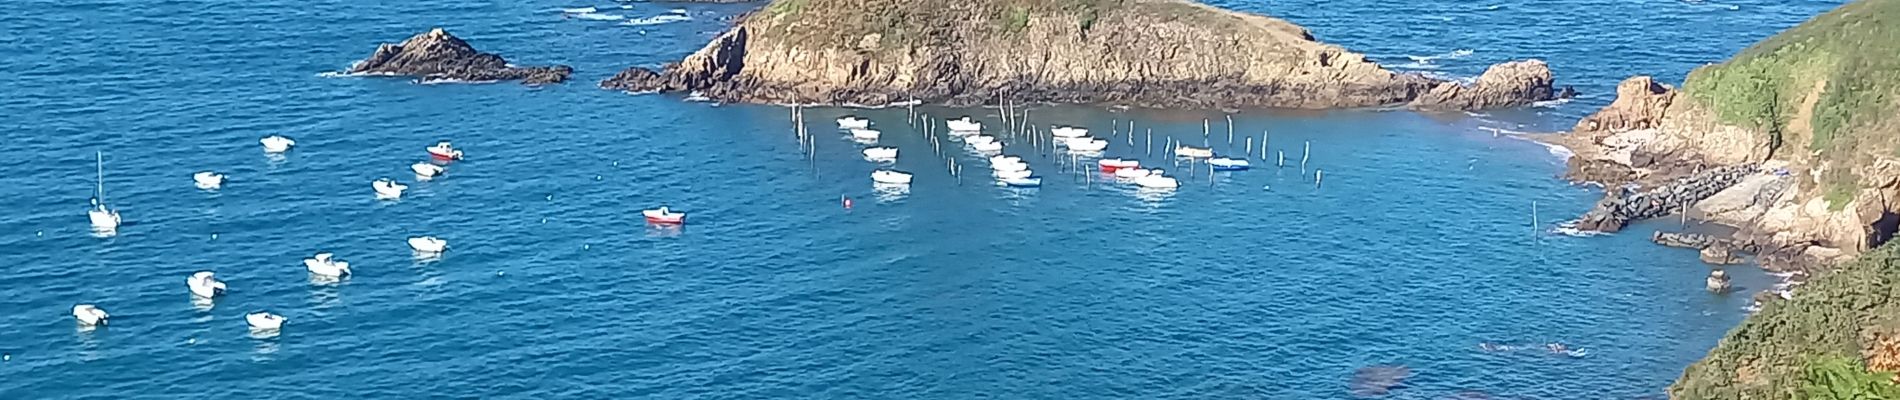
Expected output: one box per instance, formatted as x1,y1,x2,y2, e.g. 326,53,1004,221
260,136,296,153
427,141,464,160
946,117,982,132
871,169,913,184
989,155,1022,165
88,152,121,232
245,311,287,330
373,178,408,200
411,162,445,180
1209,157,1252,171
947,129,981,137
1175,146,1214,158
850,129,881,140
1050,126,1088,138
862,147,899,160
999,176,1042,187
836,116,871,129
971,140,1003,152
992,160,1028,172
642,206,686,224
408,236,449,253
967,135,997,145
994,169,1033,180
188,271,227,298
1115,168,1153,179
1136,172,1180,188
72,304,109,326
193,171,225,190
1067,138,1108,152
303,252,352,277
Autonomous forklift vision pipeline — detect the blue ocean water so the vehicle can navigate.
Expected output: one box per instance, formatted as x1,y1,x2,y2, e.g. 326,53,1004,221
0,0,1840,398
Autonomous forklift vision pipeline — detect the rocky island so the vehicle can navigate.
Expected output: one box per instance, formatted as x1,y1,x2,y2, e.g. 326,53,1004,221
1549,0,1900,397
602,0,1569,110
350,28,573,85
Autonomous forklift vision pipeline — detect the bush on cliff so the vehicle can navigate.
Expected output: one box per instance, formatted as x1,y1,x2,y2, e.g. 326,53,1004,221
1800,356,1900,399
1672,243,1900,399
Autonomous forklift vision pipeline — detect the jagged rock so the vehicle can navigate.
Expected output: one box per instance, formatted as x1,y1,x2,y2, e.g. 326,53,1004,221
1410,60,1572,110
350,28,572,85
1574,76,1675,133
602,0,1561,110
1701,244,1742,265
1349,365,1412,397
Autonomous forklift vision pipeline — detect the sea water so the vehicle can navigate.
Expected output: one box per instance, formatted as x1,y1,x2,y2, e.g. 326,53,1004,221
0,0,1840,398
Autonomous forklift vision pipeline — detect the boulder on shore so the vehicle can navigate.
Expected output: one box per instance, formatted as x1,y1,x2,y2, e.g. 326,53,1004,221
350,28,572,85
1573,76,1675,133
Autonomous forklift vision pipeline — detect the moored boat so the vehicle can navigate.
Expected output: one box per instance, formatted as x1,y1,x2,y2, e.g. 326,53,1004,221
1099,158,1140,171
259,136,296,153
427,141,464,160
193,171,226,190
1067,138,1108,152
1000,176,1042,187
1136,171,1180,188
850,128,881,140
411,162,445,180
372,178,408,200
993,168,1033,180
643,206,686,224
871,169,913,184
836,116,871,129
1050,126,1088,138
862,147,899,160
946,117,982,132
1175,146,1213,158
1209,157,1252,171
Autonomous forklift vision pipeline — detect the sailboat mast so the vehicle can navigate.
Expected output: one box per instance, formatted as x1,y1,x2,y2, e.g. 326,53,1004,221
96,151,105,203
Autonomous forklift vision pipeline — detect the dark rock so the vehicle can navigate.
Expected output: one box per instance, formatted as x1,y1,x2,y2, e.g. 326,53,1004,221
349,28,572,85
1349,365,1412,397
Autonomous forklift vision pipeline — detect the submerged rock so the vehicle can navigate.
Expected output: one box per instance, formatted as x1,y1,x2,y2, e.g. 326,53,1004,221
350,28,573,85
1349,365,1412,397
1706,270,1731,293
602,0,1562,110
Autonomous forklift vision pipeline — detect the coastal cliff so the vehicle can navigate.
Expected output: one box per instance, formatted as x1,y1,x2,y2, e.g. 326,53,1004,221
350,28,573,85
602,0,1567,110
1552,0,1900,397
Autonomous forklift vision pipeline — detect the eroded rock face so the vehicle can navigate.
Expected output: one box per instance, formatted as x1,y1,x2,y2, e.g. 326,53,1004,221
602,0,1561,110
1574,76,1675,133
350,28,572,85
1410,60,1572,110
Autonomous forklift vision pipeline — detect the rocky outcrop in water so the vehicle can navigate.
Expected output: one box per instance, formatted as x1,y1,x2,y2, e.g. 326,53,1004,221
1409,60,1569,110
350,28,573,85
602,0,1568,110
1572,165,1758,233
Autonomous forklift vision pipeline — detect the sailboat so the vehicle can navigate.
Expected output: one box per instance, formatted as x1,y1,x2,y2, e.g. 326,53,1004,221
88,151,121,232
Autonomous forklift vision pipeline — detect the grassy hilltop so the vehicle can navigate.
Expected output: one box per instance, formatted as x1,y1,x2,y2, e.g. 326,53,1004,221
1679,0,1900,210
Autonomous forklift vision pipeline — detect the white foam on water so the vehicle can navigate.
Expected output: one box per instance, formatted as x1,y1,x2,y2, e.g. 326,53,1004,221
562,6,597,13
624,14,691,26
1405,49,1475,63
1552,221,1606,237
1532,97,1573,108
418,78,500,85
574,12,625,21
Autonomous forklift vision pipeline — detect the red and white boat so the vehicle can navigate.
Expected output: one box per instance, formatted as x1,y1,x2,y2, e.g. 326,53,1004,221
1098,158,1140,172
643,206,686,224
427,141,464,161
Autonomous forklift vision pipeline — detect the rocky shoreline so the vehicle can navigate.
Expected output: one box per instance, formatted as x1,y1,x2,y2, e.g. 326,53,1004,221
349,28,573,85
601,0,1570,111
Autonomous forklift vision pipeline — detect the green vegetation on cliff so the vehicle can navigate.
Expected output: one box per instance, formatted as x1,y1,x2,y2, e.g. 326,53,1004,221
1679,0,1900,207
763,0,1131,48
1671,243,1900,399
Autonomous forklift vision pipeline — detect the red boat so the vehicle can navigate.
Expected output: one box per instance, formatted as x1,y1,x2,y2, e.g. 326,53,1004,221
643,207,685,224
427,141,464,161
1098,158,1140,172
